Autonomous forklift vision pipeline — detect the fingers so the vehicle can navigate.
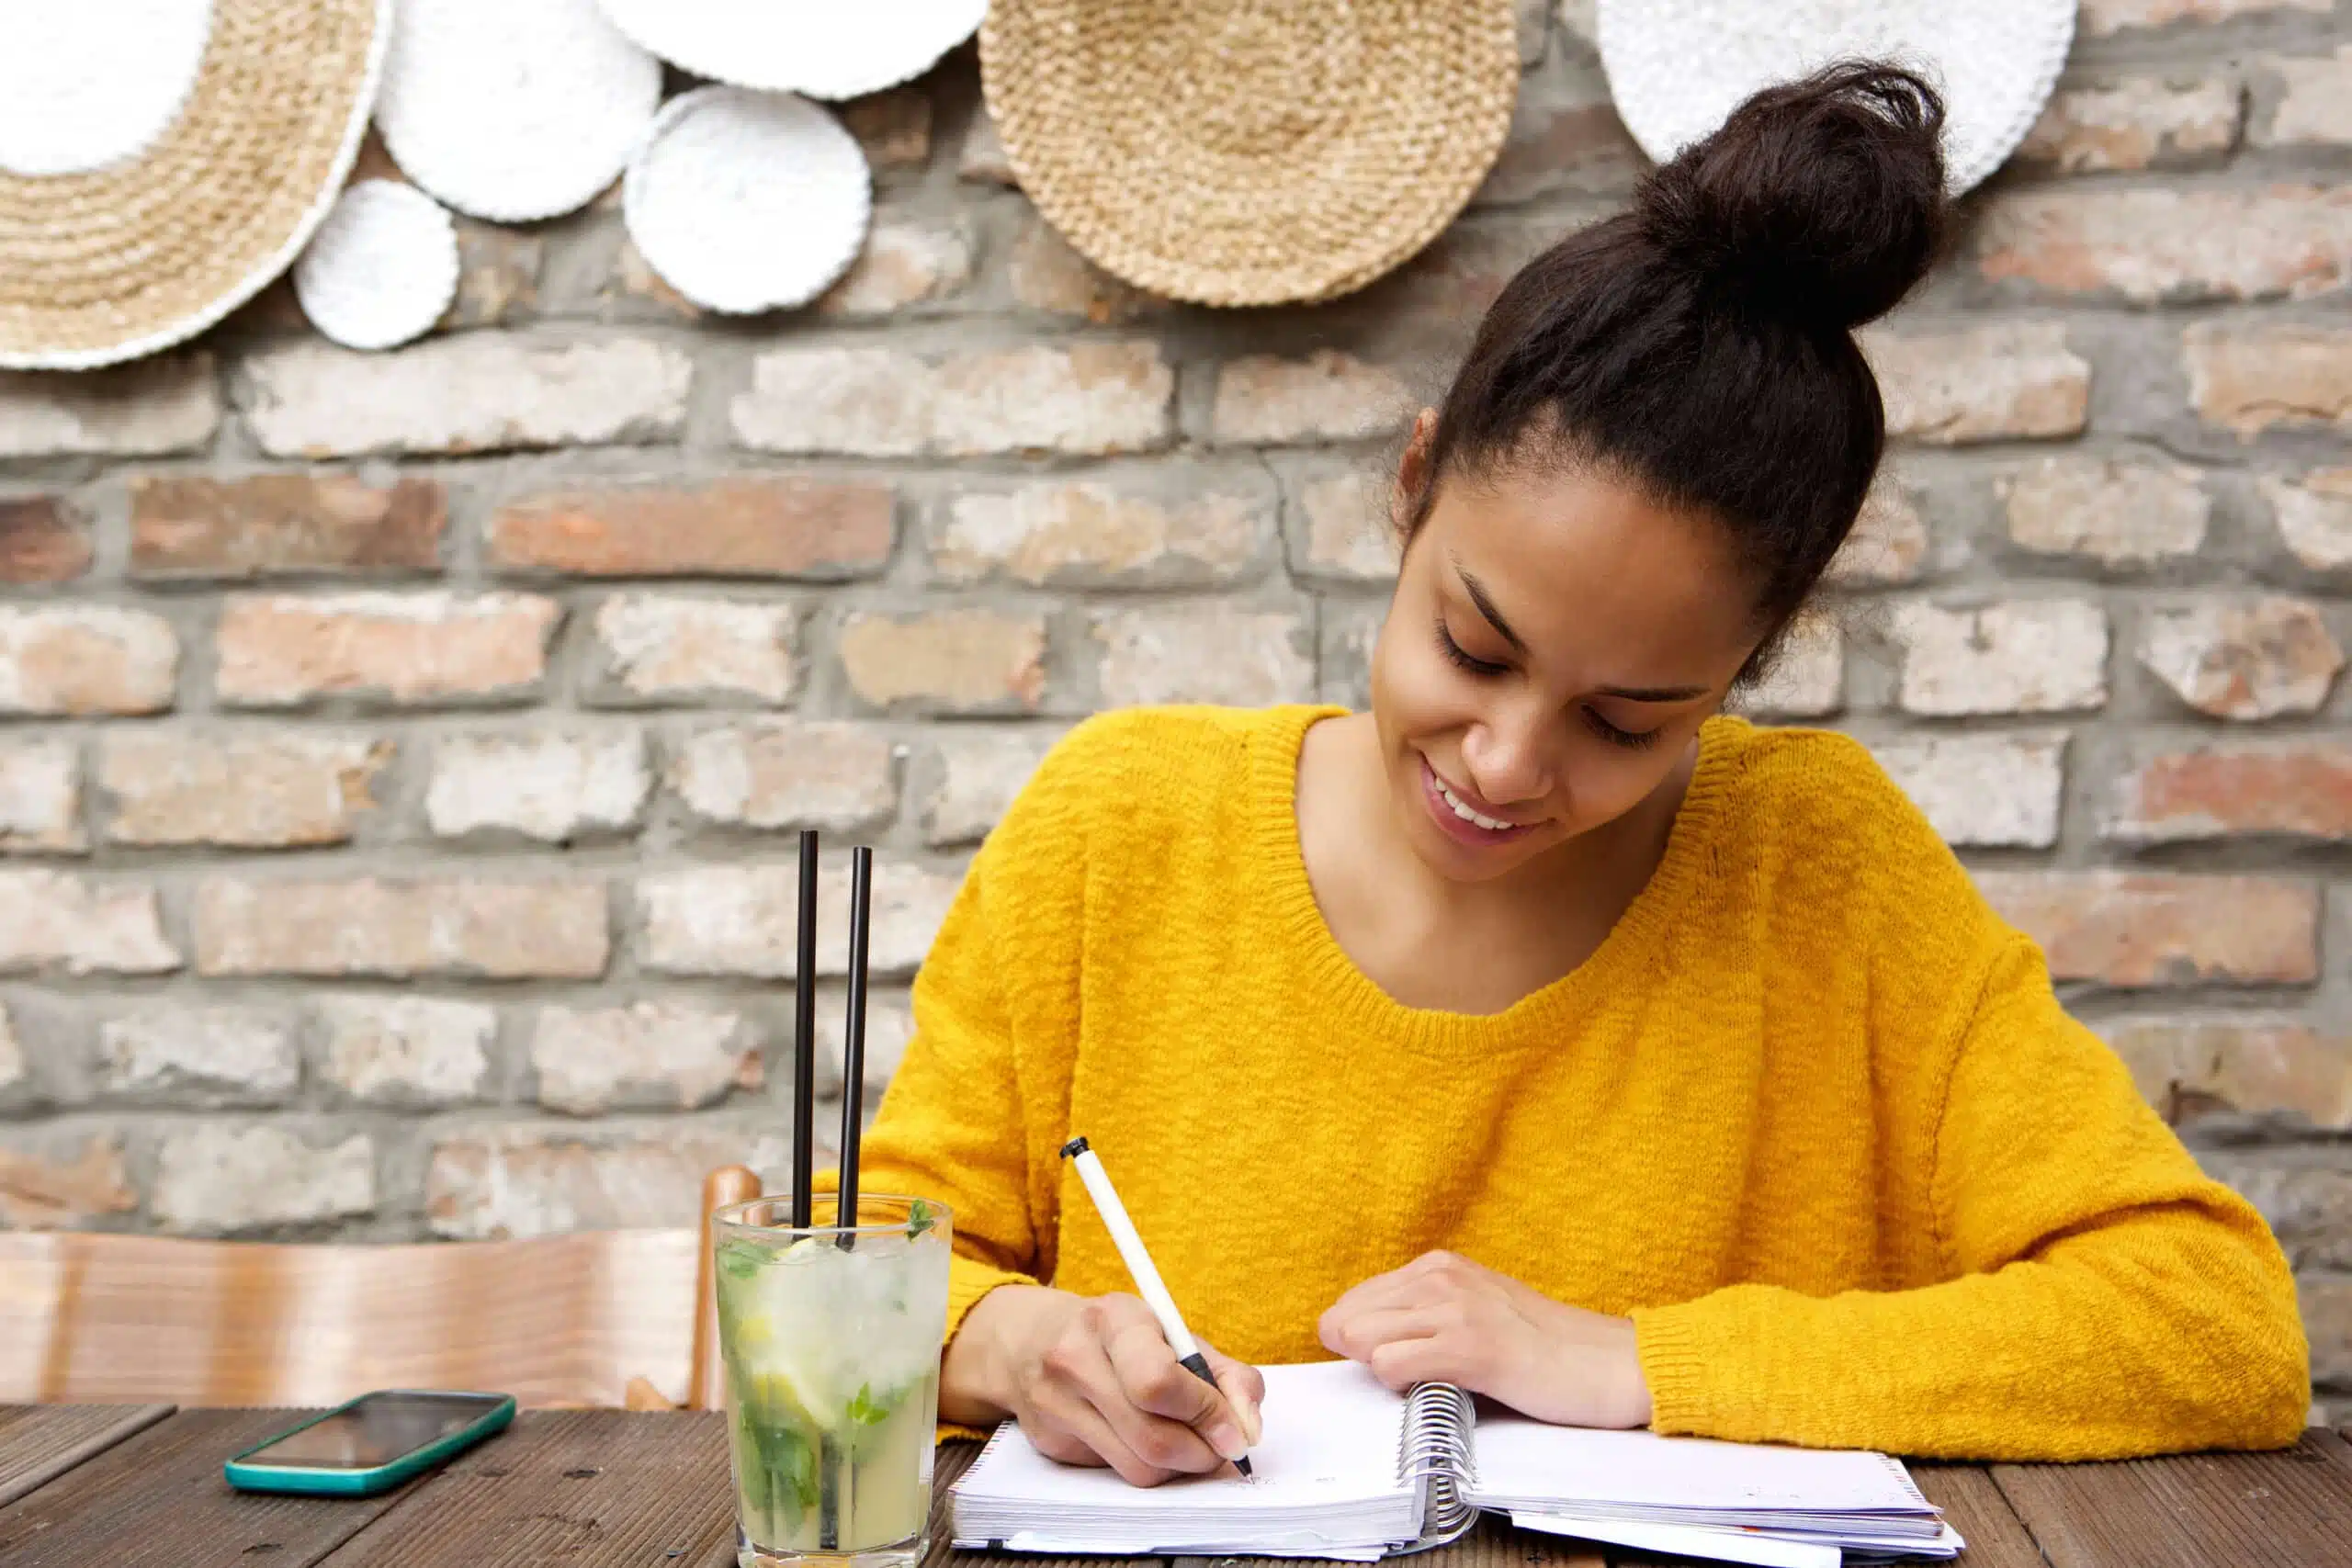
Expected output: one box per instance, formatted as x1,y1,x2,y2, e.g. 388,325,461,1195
1103,1314,1248,1464
1203,1344,1265,1448
1026,1382,1168,1488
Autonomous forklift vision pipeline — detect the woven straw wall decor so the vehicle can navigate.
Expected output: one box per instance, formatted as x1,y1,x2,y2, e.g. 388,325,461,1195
375,0,662,222
594,0,987,100
294,179,460,352
0,0,389,371
1597,0,2075,195
623,87,873,315
980,0,1520,308
0,2,218,177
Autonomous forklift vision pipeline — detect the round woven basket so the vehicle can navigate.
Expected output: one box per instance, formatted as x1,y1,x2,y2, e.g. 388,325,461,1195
0,0,389,370
980,0,1520,309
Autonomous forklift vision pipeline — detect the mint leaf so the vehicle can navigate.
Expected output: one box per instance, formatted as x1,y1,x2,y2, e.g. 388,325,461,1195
718,1238,769,1280
906,1198,936,1239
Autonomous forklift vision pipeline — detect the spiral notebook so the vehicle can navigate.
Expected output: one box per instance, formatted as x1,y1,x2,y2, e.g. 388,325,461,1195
949,1361,1963,1567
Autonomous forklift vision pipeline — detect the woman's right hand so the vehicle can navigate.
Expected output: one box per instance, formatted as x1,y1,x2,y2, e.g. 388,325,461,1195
942,1284,1264,1487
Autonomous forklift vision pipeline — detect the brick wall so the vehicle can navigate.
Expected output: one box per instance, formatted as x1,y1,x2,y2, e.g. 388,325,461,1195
2,0,2348,1417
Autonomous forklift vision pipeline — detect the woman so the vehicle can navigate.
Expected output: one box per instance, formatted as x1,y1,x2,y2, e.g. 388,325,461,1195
849,62,2311,1481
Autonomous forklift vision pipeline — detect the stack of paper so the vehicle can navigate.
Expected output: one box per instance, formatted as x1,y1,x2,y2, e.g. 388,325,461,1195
1472,1414,1961,1568
951,1362,1423,1559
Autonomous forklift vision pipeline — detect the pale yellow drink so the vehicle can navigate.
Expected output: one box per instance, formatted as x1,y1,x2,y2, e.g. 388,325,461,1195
713,1196,952,1568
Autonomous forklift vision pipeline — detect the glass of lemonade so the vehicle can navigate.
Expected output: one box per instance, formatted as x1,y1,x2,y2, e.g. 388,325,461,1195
711,1194,954,1568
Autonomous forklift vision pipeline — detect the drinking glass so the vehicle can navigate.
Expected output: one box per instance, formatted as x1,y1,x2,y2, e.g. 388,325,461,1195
712,1194,953,1568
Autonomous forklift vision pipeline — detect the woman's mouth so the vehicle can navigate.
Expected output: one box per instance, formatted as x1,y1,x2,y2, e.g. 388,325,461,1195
1419,756,1538,846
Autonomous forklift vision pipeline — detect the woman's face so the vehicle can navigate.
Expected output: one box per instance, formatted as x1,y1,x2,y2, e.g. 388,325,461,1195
1370,415,1762,885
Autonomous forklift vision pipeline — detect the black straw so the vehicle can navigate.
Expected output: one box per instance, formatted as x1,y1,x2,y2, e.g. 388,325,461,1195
790,829,819,1230
835,845,873,1247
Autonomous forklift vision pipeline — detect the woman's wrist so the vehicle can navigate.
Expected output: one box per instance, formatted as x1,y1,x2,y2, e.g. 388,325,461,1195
940,1283,1069,1426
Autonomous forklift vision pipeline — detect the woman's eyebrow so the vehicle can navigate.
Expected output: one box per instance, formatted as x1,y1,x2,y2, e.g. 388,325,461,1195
1453,559,1527,653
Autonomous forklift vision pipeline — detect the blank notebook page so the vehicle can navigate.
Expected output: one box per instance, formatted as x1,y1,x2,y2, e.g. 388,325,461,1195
952,1360,1419,1536
1468,1412,1930,1516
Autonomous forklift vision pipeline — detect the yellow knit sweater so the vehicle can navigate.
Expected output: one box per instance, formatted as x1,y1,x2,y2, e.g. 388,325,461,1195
850,704,2310,1460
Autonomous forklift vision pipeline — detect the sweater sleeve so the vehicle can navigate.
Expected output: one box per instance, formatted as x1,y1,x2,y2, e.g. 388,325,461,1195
1631,936,2311,1460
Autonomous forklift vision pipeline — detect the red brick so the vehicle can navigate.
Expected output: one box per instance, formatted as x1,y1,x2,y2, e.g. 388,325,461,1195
1825,479,1928,586
2018,77,2242,172
1009,218,1170,324
637,860,958,978
670,719,899,832
2111,744,2352,841
2001,457,2209,565
215,592,557,707
529,1001,760,1114
425,1123,797,1239
153,1124,374,1235
1210,352,1411,445
2103,1020,2352,1127
0,606,177,716
2300,1274,2352,1386
98,733,389,847
490,477,892,579
2082,0,2327,32
732,344,1173,457
839,87,933,169
0,871,177,976
130,475,445,578
1863,324,2089,445
0,1133,137,1228
2258,46,2352,146
2184,322,2352,439
0,497,91,583
2138,597,2343,719
0,739,81,853
1976,187,2352,303
195,875,608,978
813,220,973,318
839,608,1046,714
1975,871,2318,987
1091,605,1317,707
442,221,541,330
588,594,797,705
2261,469,2352,570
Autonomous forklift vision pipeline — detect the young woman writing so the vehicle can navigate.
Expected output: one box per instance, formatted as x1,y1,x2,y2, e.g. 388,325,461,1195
844,62,2311,1482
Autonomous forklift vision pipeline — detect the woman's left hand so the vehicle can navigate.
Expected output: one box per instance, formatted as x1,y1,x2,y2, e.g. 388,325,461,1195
1317,1250,1653,1428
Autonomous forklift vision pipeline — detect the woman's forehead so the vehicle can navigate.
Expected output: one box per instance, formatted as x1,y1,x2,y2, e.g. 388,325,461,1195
1422,467,1758,681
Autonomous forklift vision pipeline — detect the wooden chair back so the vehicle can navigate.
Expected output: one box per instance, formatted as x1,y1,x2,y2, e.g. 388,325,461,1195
0,1165,763,1410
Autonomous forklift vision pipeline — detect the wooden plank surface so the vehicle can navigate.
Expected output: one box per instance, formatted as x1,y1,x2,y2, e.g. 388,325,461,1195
1994,1427,2352,1568
1910,1464,2044,1568
323,1408,738,1568
0,1403,173,1508
0,1408,417,1568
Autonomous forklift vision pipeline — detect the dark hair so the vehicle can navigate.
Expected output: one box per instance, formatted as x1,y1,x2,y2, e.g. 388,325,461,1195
1409,62,1949,682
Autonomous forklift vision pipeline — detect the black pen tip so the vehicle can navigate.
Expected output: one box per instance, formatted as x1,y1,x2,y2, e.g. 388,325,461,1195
1058,1135,1089,1159
1233,1456,1253,1477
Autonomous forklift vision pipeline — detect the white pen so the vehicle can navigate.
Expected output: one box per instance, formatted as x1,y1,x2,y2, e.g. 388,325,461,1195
1059,1134,1254,1476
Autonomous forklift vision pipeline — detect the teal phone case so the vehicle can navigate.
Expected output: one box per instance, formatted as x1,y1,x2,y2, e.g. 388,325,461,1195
222,1391,515,1497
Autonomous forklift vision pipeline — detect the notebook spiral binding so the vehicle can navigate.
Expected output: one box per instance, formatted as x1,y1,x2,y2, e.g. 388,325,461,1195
1389,1382,1478,1555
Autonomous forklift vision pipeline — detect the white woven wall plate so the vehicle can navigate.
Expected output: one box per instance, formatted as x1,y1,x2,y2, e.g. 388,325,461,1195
593,0,987,99
1595,0,2074,194
624,86,871,314
0,0,216,176
293,179,458,351
375,0,662,221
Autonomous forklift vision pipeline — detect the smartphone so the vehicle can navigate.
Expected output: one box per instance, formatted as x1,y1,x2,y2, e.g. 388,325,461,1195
223,1389,515,1497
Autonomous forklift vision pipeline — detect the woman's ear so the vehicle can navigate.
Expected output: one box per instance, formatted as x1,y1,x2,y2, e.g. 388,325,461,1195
1391,407,1440,538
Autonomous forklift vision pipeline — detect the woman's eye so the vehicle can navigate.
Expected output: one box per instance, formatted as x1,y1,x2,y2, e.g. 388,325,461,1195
1434,617,1508,676
1582,707,1662,750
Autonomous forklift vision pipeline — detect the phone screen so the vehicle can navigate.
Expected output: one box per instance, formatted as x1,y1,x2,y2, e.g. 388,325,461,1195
239,1392,504,1471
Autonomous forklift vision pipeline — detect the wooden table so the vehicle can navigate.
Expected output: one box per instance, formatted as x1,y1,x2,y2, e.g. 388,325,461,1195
2,1404,2349,1567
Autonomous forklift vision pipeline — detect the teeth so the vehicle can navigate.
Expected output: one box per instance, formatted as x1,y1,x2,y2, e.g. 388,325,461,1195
1434,774,1513,833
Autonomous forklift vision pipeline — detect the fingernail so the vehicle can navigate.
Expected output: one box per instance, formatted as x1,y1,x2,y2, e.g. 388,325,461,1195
1208,1423,1247,1461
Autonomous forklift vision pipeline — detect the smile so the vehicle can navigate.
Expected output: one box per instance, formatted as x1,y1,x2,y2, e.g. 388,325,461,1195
1419,757,1539,844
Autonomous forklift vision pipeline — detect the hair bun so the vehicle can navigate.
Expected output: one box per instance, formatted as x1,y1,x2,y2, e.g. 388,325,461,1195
1636,61,1948,333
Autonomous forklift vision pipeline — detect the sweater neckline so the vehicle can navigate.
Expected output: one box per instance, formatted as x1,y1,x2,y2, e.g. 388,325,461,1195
1248,705,1744,1056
